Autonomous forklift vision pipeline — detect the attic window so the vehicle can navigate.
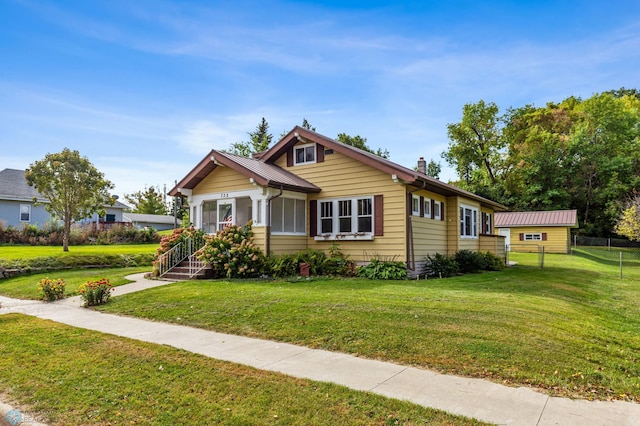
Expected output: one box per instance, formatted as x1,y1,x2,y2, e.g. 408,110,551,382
294,143,316,165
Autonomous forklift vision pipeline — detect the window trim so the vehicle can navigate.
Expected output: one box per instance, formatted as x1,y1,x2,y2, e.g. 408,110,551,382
423,198,431,218
433,201,442,220
315,196,375,241
412,195,420,216
459,204,478,239
271,197,306,235
293,143,316,166
524,233,542,241
20,204,31,222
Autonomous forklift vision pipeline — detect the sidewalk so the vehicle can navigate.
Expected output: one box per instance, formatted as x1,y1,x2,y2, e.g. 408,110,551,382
1,273,639,426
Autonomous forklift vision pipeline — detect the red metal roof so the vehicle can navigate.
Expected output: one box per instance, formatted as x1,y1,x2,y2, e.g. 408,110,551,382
495,210,578,227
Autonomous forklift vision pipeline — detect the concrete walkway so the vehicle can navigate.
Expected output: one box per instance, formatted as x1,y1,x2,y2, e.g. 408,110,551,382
1,273,639,426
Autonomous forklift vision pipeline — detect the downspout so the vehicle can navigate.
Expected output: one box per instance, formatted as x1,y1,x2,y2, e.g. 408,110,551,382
265,184,283,257
406,180,427,272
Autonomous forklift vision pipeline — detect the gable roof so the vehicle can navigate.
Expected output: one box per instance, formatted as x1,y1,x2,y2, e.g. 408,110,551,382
169,127,506,210
0,168,47,202
169,149,321,195
495,210,578,227
0,168,128,209
264,127,507,210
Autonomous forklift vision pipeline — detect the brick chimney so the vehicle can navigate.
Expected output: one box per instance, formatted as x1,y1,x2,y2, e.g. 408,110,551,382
417,157,427,174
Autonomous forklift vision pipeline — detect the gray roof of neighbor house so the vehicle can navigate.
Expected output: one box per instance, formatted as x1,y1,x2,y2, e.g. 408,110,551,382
0,168,129,209
123,213,181,225
0,168,47,202
495,210,578,227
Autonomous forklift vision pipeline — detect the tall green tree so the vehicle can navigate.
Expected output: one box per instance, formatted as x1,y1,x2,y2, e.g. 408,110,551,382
443,100,507,199
125,186,168,215
336,133,390,159
25,148,114,251
426,159,441,179
229,117,273,156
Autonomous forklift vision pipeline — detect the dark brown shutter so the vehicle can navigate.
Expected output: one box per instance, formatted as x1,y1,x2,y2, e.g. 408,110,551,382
431,199,435,219
419,196,424,216
542,232,548,241
519,233,524,241
440,201,445,221
374,194,384,236
287,148,293,167
316,144,324,163
481,212,487,234
309,200,317,237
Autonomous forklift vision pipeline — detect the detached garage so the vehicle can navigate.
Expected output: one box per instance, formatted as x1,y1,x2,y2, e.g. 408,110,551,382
495,210,578,253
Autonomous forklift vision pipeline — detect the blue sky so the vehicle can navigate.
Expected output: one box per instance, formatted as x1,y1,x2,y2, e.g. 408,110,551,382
2,0,640,198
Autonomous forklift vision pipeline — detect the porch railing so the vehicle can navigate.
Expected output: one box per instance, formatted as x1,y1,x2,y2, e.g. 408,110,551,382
157,236,206,278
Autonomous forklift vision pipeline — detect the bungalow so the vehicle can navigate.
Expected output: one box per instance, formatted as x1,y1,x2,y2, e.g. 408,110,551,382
169,127,507,275
0,168,128,229
495,210,578,254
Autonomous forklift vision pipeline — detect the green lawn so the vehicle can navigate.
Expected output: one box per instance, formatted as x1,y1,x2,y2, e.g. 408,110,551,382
97,252,640,402
0,243,157,260
0,314,483,426
0,267,150,299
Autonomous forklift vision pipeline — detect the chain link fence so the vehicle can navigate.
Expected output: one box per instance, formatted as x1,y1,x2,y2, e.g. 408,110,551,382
506,238,640,278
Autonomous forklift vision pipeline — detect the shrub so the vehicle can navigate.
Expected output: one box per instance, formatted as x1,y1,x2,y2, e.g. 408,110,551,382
37,277,66,301
264,245,354,277
424,253,459,278
266,253,299,277
155,226,205,260
197,223,265,279
79,278,113,307
454,249,487,273
481,251,505,271
357,258,407,280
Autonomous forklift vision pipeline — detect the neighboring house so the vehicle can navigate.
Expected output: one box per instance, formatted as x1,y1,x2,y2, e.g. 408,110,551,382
123,213,181,231
0,168,128,229
169,126,507,275
495,210,578,253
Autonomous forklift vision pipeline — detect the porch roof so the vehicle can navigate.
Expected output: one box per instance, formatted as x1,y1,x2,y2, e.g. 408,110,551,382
169,149,321,196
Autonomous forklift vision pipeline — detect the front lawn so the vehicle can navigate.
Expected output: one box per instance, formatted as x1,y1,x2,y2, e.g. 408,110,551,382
0,314,482,426
0,243,157,260
98,253,640,402
0,267,150,299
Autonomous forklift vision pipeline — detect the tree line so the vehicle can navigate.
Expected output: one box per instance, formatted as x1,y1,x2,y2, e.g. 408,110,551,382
443,89,640,237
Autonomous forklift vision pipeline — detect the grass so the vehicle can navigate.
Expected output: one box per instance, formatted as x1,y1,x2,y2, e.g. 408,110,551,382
0,243,157,260
97,252,640,402
0,314,484,426
0,267,150,299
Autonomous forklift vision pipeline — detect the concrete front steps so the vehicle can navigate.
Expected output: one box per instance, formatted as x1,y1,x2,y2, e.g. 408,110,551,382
162,260,212,280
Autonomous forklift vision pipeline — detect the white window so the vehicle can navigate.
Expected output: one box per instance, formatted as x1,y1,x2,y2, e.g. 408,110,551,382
412,195,420,216
433,201,442,220
459,205,478,238
271,197,305,234
423,198,431,218
294,143,316,165
317,196,374,239
484,213,492,234
20,204,31,222
524,233,542,241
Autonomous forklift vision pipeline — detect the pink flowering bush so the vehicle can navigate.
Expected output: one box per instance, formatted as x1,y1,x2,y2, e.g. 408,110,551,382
197,222,265,278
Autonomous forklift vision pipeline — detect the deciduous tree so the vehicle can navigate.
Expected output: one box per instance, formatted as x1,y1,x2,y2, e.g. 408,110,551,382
25,148,114,251
336,133,390,159
125,186,168,215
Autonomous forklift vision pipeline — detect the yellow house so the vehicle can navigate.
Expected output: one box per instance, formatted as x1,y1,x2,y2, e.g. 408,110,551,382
169,127,506,276
494,210,578,254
